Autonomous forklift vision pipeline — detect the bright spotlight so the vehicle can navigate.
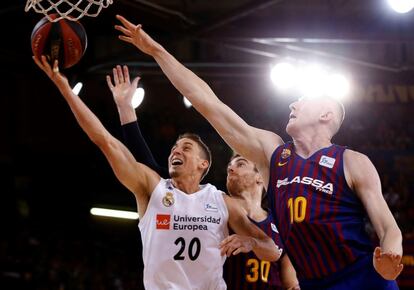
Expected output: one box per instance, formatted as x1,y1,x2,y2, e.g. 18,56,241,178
387,0,414,13
90,207,138,220
270,62,296,90
183,96,192,108
72,82,83,95
324,74,351,100
297,65,326,98
132,87,145,109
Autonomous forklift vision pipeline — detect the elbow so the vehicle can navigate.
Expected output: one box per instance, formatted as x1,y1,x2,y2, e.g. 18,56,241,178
91,132,112,149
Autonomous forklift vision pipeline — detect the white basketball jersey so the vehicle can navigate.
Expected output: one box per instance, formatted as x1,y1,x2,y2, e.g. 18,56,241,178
139,178,229,290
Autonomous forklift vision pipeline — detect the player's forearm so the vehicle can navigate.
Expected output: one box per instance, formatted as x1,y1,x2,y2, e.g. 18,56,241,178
152,46,220,115
380,225,403,256
116,103,137,125
252,237,282,262
58,86,111,147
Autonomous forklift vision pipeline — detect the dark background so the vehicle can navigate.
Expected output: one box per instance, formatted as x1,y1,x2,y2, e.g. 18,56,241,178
0,0,413,289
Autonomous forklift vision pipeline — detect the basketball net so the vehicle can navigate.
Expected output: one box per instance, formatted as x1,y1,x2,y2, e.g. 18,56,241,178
25,0,113,22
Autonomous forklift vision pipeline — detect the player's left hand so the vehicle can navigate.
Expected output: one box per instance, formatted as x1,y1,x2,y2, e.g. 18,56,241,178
373,247,404,280
219,234,255,257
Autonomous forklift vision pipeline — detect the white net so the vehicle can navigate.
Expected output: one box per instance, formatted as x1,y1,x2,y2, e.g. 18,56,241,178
25,0,113,22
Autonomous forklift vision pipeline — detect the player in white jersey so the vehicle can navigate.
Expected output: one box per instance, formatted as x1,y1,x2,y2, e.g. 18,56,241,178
33,56,282,290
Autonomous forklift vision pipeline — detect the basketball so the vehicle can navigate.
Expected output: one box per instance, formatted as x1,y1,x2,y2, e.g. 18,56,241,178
31,14,87,69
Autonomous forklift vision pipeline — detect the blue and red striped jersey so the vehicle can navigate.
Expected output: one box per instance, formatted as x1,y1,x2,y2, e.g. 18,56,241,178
267,142,373,280
224,213,283,290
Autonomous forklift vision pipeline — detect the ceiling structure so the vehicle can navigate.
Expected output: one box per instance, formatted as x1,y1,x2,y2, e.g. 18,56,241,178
2,0,414,77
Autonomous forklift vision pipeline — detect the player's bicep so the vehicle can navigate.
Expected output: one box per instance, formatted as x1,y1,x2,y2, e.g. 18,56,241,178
344,150,395,237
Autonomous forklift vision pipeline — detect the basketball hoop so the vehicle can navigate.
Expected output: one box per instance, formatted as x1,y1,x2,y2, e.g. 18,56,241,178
25,0,113,22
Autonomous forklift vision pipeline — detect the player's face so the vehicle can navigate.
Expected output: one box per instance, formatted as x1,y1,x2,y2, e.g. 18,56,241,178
168,138,206,179
226,156,259,196
286,97,325,136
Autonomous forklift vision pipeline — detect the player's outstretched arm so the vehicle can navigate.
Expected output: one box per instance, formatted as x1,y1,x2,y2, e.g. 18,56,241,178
221,195,282,262
344,149,403,280
114,15,283,175
107,65,169,178
33,56,159,216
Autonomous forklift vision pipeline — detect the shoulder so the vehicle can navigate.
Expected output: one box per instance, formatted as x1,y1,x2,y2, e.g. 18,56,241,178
343,149,372,168
343,149,378,191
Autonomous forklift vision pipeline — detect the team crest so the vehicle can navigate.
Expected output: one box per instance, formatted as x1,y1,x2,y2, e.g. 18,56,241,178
281,148,291,159
162,192,175,207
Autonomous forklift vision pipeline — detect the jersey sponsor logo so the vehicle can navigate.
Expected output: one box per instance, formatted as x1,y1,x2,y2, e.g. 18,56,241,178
271,222,279,233
276,176,334,195
156,214,171,230
319,155,336,169
204,203,218,212
156,214,222,231
162,192,175,207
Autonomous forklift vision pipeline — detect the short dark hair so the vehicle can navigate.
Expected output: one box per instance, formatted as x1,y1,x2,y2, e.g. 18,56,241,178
176,133,212,180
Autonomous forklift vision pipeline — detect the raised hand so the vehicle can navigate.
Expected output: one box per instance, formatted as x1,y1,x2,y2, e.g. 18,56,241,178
373,246,404,280
115,15,161,56
32,55,70,91
106,65,140,108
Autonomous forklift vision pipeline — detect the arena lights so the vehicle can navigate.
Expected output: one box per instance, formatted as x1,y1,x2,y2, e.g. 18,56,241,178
132,87,145,109
72,82,83,95
90,207,139,220
183,96,192,108
270,62,296,90
270,62,351,101
387,0,414,13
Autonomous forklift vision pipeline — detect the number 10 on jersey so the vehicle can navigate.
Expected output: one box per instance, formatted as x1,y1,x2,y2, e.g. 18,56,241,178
287,196,307,224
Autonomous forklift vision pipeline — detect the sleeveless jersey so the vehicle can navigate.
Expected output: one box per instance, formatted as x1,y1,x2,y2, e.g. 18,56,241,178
267,142,373,280
224,213,283,290
139,178,229,290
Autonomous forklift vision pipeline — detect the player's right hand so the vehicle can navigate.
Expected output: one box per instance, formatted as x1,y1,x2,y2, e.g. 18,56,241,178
115,15,162,56
219,234,255,257
373,246,404,280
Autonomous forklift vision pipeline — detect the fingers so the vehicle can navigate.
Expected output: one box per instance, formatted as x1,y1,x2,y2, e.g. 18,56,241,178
116,65,124,83
112,67,119,85
52,59,59,73
132,76,141,88
106,75,114,90
116,14,137,30
374,247,382,259
118,35,133,44
114,25,132,36
123,65,130,83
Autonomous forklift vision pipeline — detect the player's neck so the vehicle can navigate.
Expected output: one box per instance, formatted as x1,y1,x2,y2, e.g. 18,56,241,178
171,176,201,194
235,189,267,221
293,134,332,159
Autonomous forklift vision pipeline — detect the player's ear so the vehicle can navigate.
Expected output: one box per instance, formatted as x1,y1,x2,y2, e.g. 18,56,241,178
320,110,334,123
199,159,209,170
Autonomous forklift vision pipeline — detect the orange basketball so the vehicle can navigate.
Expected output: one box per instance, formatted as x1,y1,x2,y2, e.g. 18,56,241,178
31,14,87,69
